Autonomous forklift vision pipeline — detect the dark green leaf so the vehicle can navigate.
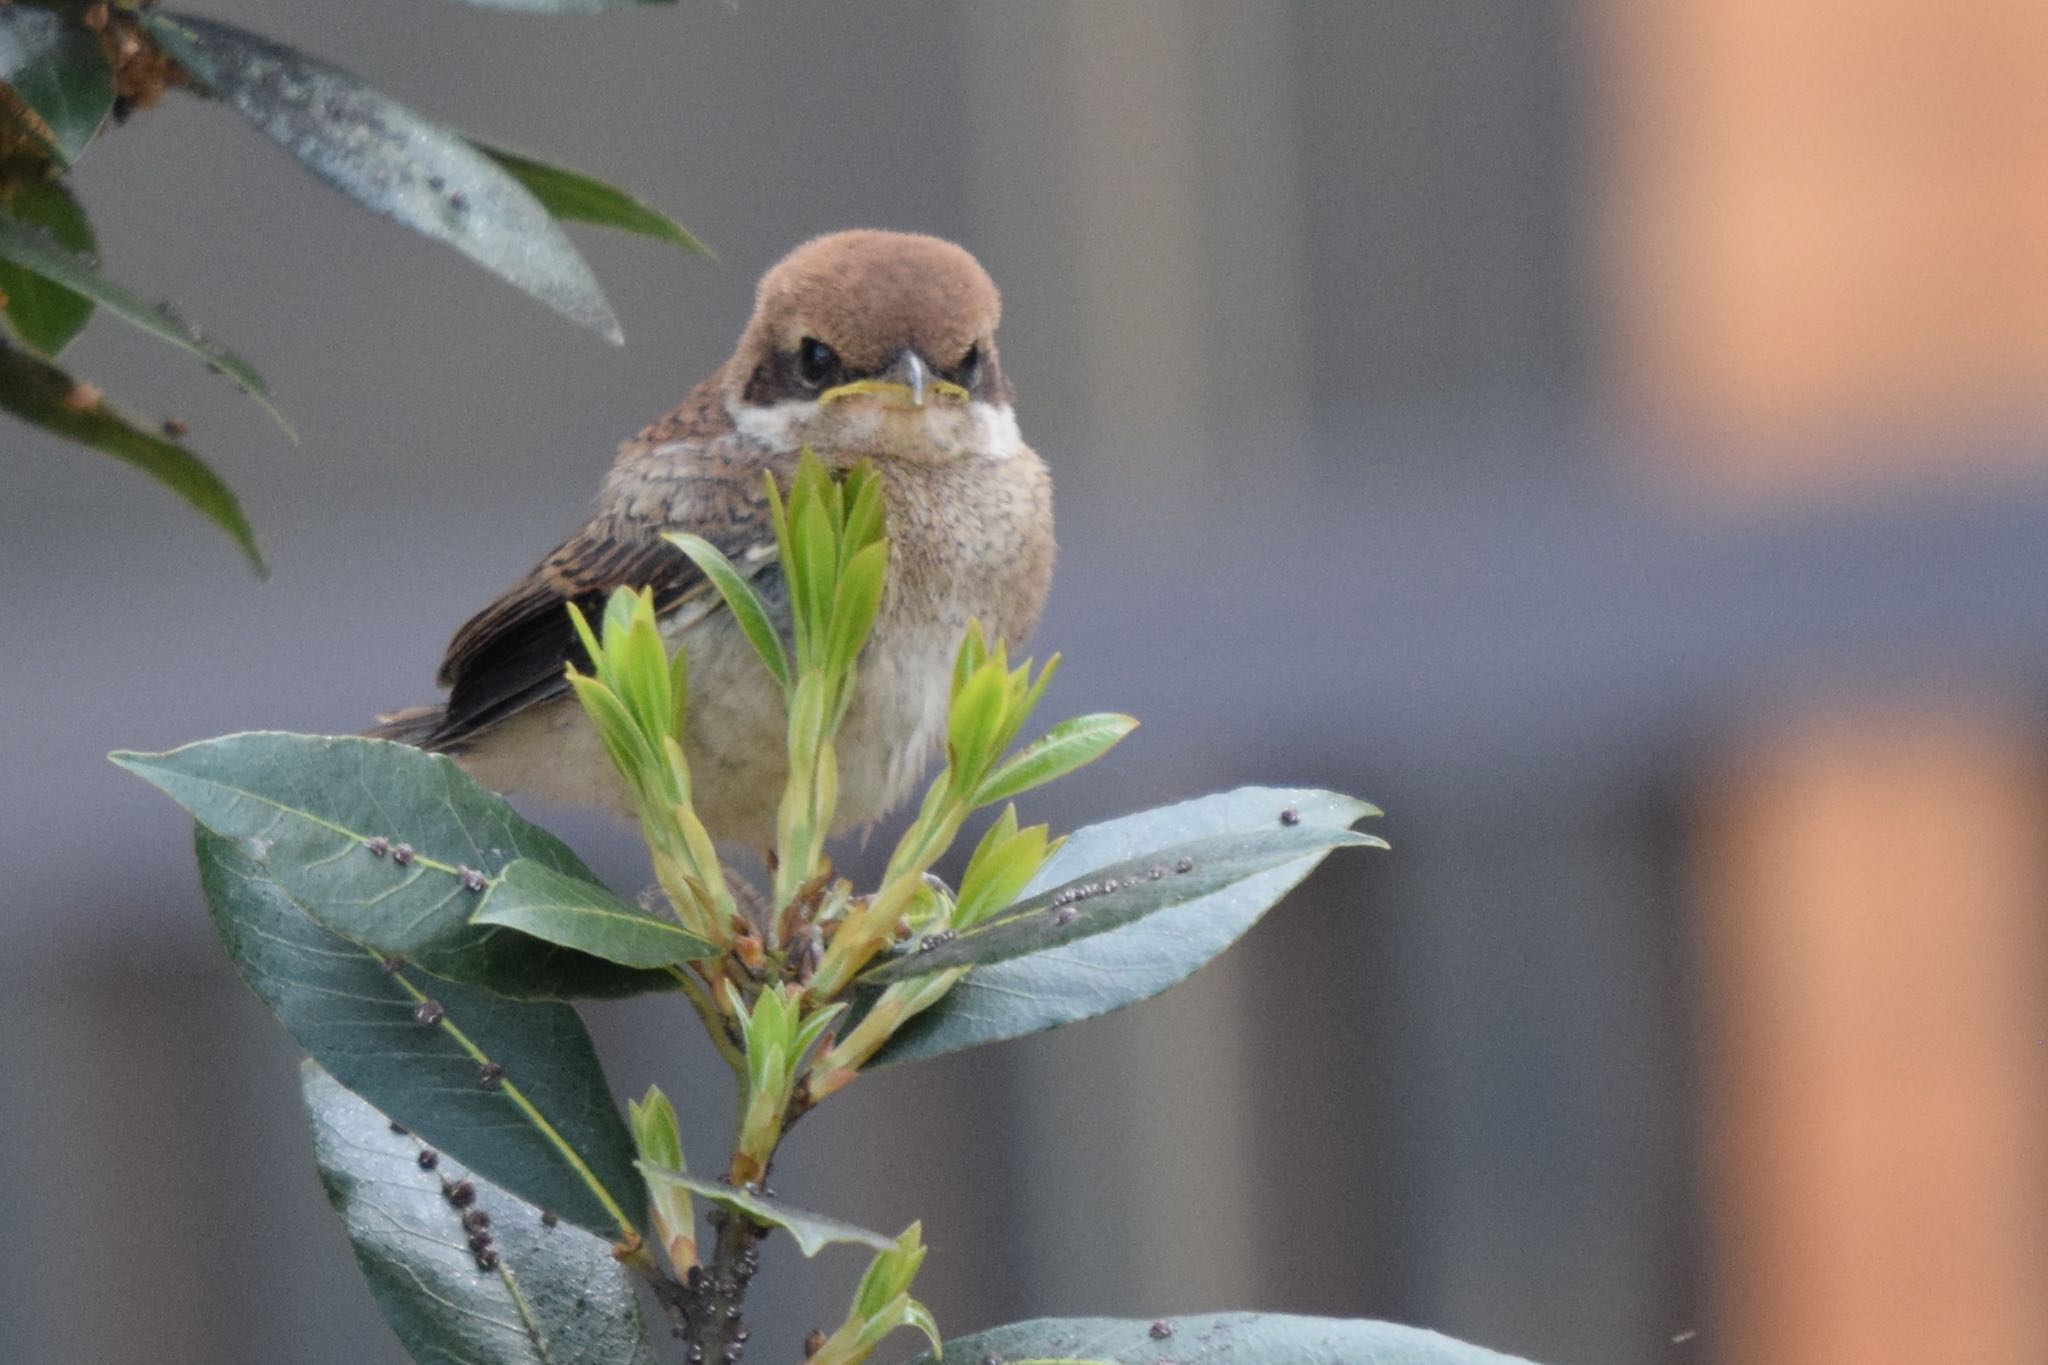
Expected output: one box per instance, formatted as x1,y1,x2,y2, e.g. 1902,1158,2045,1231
203,830,645,1239
872,788,1379,1067
440,0,676,9
909,1314,1539,1365
303,1064,659,1365
112,733,674,1000
474,858,714,968
472,142,711,256
0,179,94,354
147,11,621,342
0,340,262,570
0,6,113,165
637,1165,896,1257
863,820,1382,985
0,211,289,432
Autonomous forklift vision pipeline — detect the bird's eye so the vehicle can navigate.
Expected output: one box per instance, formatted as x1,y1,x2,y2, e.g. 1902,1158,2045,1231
954,343,981,387
796,337,840,388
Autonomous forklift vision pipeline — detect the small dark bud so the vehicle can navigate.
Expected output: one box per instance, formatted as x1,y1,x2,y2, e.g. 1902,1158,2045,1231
391,842,415,866
388,1120,408,1135
417,1147,439,1170
475,1247,499,1269
365,836,389,857
459,865,486,892
462,1208,491,1233
1054,907,1078,926
1279,806,1301,826
1150,1320,1175,1340
1175,857,1195,873
477,1062,505,1087
447,1180,476,1208
415,999,445,1027
468,1231,493,1253
379,955,405,974
540,1209,558,1228
161,417,190,439
449,191,469,210
804,1330,827,1357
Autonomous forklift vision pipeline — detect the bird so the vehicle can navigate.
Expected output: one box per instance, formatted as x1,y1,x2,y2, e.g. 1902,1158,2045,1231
372,230,1055,851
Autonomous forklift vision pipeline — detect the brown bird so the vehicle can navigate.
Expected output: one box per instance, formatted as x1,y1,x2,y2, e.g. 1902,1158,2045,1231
373,230,1055,848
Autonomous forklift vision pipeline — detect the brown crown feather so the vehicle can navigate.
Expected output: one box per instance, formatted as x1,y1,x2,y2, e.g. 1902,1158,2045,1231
738,229,1001,375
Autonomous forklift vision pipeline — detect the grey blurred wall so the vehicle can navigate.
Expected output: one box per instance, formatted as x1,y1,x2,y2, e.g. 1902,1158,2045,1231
0,3,1745,1362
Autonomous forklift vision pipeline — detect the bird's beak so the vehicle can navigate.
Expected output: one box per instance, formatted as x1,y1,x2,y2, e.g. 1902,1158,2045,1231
819,349,971,410
895,349,928,408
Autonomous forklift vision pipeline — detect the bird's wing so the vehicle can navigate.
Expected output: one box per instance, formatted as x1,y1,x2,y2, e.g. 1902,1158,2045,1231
420,469,778,751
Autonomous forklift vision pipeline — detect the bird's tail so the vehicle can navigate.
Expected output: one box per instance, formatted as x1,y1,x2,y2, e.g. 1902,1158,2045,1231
365,705,447,748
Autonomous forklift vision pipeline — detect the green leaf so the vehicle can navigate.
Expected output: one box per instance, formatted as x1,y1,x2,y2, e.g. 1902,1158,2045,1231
0,340,263,570
440,0,676,9
471,142,710,256
864,820,1382,985
908,1314,1539,1365
474,858,714,968
302,1064,659,1365
0,6,113,165
871,788,1379,1067
0,179,94,355
952,807,1052,930
628,1087,683,1172
203,831,644,1239
976,712,1138,806
637,1166,896,1257
146,11,622,343
667,532,789,690
0,211,289,432
112,732,673,1000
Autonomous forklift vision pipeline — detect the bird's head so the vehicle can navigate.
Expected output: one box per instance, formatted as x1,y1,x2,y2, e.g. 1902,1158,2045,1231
725,230,1020,465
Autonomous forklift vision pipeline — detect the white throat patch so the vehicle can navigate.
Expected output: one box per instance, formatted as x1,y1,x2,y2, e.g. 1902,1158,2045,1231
729,397,1022,461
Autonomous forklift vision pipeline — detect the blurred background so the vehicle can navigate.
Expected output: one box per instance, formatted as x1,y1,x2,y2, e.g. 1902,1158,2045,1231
5,2,2048,1362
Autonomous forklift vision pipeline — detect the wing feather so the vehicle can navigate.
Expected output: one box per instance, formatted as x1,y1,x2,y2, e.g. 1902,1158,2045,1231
417,477,777,752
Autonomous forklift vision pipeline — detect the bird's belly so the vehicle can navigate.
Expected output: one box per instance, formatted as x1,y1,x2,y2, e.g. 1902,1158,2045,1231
677,610,955,848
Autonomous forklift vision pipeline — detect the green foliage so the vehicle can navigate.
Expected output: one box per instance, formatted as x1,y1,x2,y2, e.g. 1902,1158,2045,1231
145,11,621,342
635,1169,897,1258
0,179,93,355
0,339,263,568
628,1086,697,1270
565,587,738,940
0,6,112,165
872,787,1380,1069
809,1224,942,1365
0,206,287,430
913,1314,1539,1365
473,859,714,969
303,1064,660,1365
108,459,1532,1365
1,0,704,564
198,829,646,1238
112,733,674,1000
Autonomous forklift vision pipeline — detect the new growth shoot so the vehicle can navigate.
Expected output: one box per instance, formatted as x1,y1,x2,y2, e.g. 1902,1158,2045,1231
579,450,1134,1355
